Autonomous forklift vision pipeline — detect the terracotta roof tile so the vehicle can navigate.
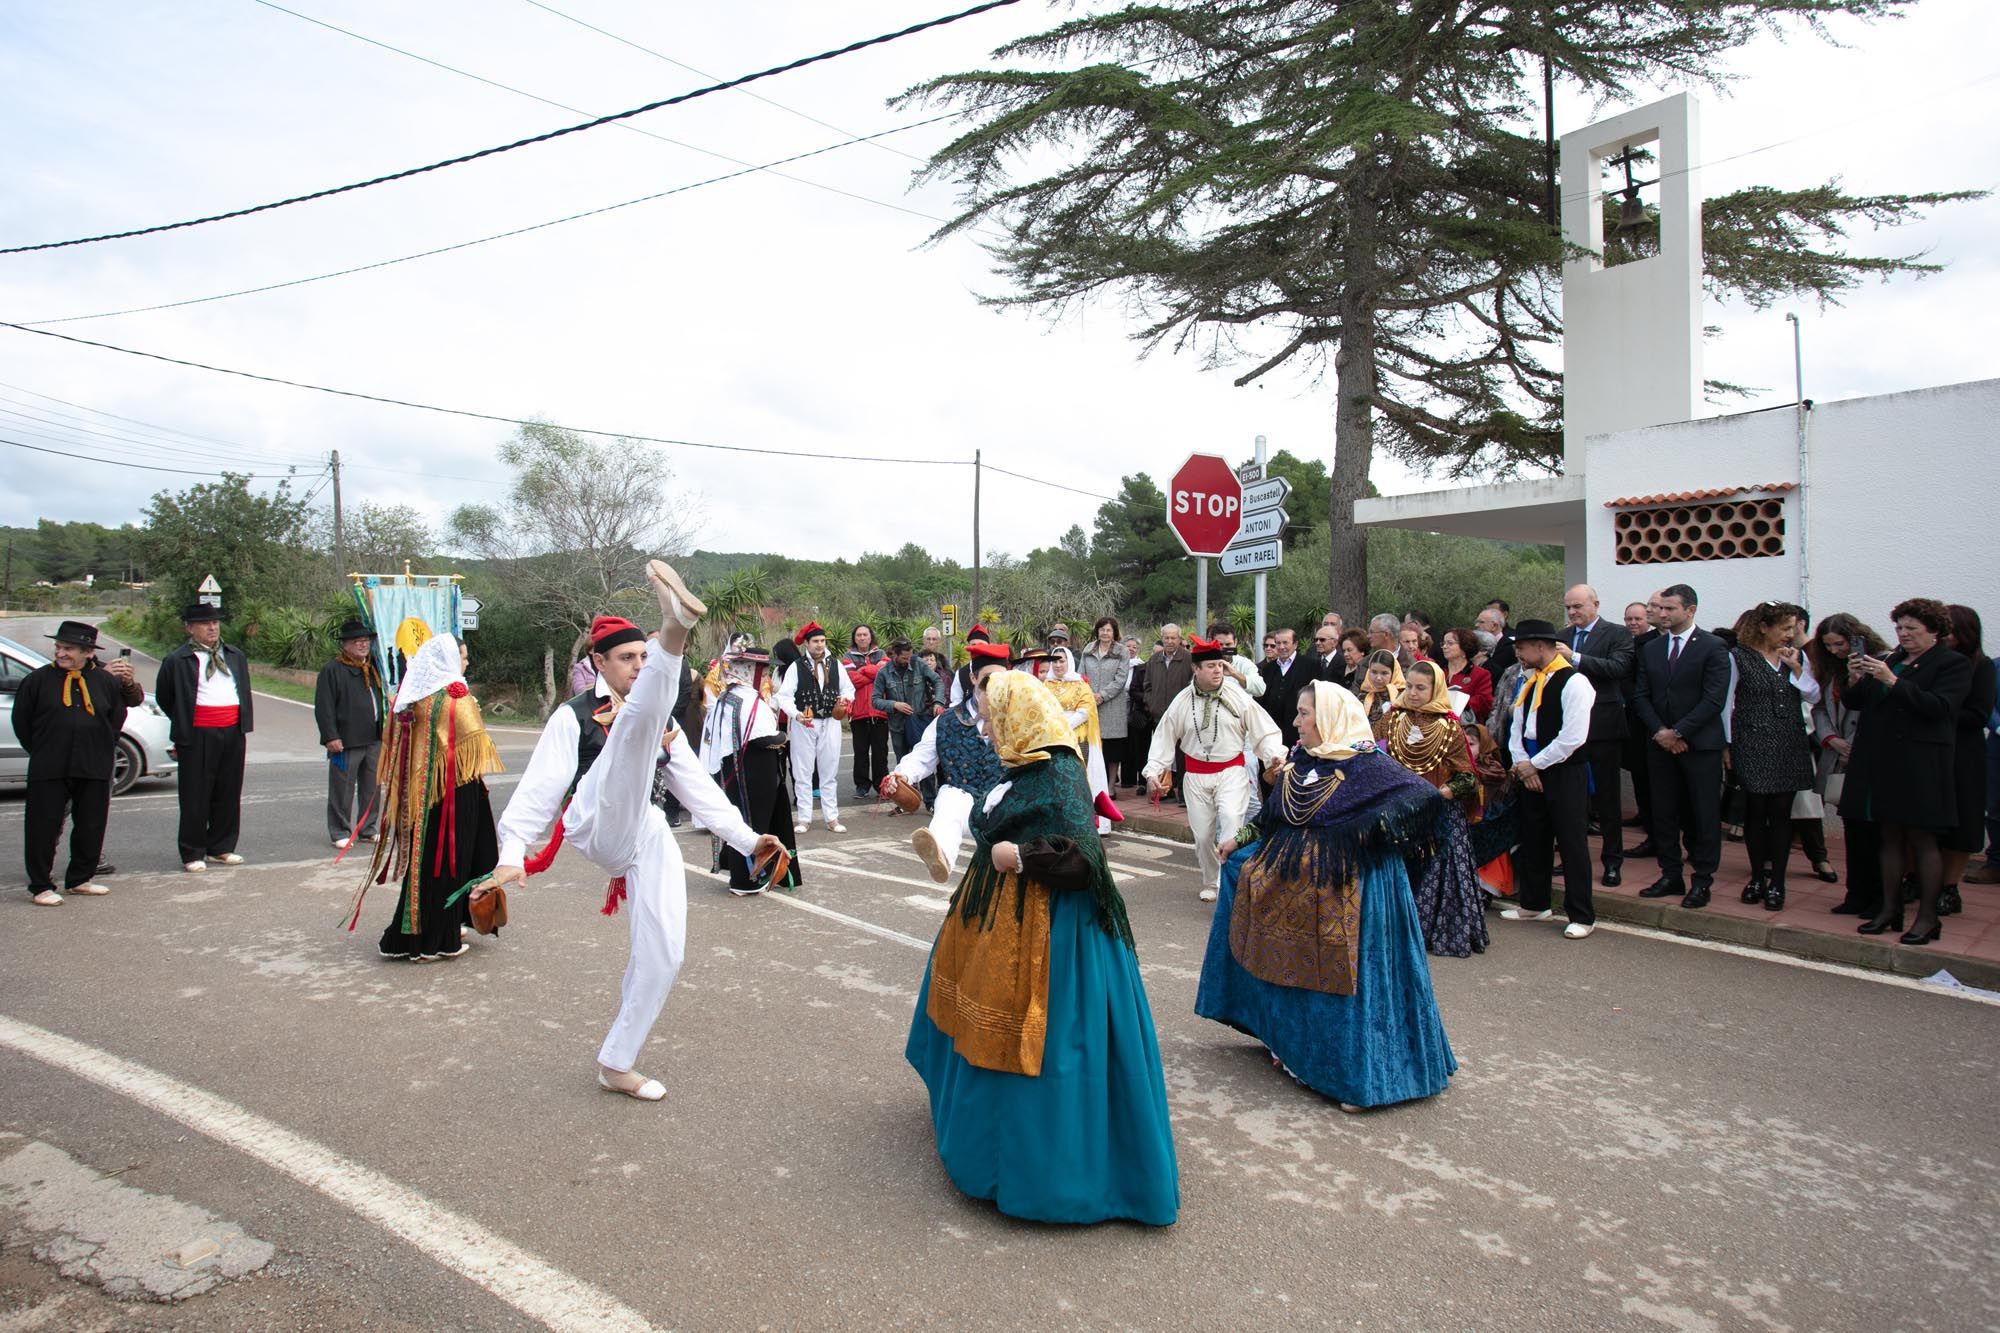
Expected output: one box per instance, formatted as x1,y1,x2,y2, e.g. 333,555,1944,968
1604,482,1795,508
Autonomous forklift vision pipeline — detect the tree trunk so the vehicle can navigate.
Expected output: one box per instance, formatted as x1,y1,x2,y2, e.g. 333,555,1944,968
540,646,557,718
1327,190,1380,620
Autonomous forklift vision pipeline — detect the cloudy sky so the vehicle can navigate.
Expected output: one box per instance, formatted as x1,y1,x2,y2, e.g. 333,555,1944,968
2,0,1994,569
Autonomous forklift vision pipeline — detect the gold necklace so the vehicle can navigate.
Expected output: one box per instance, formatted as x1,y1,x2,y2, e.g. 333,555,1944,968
1278,764,1347,823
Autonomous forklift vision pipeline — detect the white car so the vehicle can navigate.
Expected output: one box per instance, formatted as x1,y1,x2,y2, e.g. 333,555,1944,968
0,635,178,795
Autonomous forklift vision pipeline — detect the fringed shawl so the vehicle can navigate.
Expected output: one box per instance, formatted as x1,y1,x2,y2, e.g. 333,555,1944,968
1230,751,1443,995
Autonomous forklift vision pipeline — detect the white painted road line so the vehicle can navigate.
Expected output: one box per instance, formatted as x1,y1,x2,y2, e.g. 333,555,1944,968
0,1016,659,1333
759,892,931,951
1590,921,2000,1007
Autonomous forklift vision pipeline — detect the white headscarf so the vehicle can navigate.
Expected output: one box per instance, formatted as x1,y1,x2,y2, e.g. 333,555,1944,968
1303,680,1376,760
394,633,463,710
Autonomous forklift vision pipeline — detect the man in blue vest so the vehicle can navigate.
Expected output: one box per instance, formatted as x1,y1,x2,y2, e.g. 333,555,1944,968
885,641,1014,882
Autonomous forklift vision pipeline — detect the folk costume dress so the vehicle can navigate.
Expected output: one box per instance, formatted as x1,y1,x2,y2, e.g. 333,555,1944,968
702,649,800,894
775,627,855,828
906,672,1179,1226
1374,661,1492,958
12,646,128,901
352,634,501,961
494,618,768,1074
1142,638,1286,893
1355,654,1407,731
1041,647,1121,832
1196,682,1458,1109
890,647,1010,883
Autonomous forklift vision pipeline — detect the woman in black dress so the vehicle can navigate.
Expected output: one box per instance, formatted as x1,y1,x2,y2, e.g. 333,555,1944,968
1938,605,1997,917
1840,598,1974,946
1726,603,1817,912
1808,614,1890,916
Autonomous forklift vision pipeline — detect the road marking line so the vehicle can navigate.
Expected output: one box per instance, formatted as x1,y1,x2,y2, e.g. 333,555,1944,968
0,1015,657,1332
1592,921,2000,1007
759,892,931,951
901,894,948,913
795,855,947,894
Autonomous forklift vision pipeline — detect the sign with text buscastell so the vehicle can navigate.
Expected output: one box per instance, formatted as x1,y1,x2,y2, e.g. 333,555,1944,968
1241,475,1291,514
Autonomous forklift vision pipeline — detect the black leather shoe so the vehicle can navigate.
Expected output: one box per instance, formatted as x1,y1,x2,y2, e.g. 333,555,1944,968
94,861,117,877
1858,910,1905,936
1763,882,1786,912
1939,884,1963,916
1681,880,1712,910
1898,922,1942,946
1740,876,1767,905
1601,865,1623,888
1829,899,1864,915
1627,839,1659,859
1639,876,1683,899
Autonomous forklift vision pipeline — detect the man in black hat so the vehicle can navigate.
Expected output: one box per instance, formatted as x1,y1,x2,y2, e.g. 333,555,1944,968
12,621,133,904
1499,619,1599,939
314,617,384,849
156,604,255,873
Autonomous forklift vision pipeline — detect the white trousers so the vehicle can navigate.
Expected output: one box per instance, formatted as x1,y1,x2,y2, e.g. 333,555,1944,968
1185,765,1253,890
789,719,842,823
926,784,974,878
564,641,688,1073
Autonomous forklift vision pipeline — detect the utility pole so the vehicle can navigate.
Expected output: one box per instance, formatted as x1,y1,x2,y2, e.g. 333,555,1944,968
970,448,982,626
1252,434,1268,648
330,449,346,573
1,539,12,610
1543,55,1558,228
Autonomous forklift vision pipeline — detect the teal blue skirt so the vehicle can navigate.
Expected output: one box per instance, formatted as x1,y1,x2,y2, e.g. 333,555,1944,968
1196,843,1456,1108
906,892,1180,1225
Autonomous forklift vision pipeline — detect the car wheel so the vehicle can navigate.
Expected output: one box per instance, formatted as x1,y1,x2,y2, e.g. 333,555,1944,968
112,735,142,796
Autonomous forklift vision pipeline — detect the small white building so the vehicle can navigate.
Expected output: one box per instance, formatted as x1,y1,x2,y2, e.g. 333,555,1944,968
1353,92,2000,631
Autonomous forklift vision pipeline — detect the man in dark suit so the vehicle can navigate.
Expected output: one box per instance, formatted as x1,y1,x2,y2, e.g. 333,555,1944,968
1621,597,1662,856
1258,627,1313,747
1307,624,1346,682
1630,583,1730,908
156,603,255,873
1557,584,1636,885
1477,604,1516,681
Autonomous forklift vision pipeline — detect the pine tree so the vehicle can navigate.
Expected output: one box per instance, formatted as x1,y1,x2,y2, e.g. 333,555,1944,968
901,0,1981,615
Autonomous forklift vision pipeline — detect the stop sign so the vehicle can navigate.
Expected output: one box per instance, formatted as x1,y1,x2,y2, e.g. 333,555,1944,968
1166,453,1243,557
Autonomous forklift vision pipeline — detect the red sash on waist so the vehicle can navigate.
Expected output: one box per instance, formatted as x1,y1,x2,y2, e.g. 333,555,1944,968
193,704,240,728
1184,753,1244,775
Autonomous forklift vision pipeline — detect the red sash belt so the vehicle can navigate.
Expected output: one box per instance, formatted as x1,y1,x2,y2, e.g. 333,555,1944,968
193,704,240,728
1184,753,1244,775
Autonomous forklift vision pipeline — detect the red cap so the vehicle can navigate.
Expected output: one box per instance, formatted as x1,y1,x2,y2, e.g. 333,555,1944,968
793,621,825,645
1189,635,1228,663
967,642,1012,666
964,623,991,644
589,615,645,653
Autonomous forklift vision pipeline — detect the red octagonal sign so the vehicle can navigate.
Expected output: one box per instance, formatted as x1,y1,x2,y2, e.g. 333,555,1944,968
1166,453,1243,557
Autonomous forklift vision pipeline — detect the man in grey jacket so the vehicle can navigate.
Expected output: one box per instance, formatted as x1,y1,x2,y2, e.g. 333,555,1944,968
313,618,384,848
872,638,943,776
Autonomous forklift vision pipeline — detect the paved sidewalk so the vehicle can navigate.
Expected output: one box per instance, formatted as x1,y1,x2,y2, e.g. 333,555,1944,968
1112,787,2000,989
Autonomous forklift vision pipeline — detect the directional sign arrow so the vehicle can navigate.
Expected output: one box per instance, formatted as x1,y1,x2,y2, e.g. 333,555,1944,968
1241,476,1291,513
1218,540,1284,576
1233,508,1288,543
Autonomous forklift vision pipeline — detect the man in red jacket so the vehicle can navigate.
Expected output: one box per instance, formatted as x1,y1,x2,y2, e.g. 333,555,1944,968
843,624,889,804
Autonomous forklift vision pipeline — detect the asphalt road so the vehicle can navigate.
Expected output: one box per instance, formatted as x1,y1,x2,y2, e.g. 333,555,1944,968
2,618,1997,1330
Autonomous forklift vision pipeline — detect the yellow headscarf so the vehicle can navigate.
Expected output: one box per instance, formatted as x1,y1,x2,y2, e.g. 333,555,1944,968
1358,650,1405,706
982,670,1082,768
1396,659,1456,716
1304,681,1377,759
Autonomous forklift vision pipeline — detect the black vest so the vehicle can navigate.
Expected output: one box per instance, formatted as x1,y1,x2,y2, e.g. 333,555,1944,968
567,691,608,783
1528,670,1586,768
793,655,840,715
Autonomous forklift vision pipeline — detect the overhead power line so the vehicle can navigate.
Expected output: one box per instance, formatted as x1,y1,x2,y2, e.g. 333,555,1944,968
518,0,928,165
252,0,943,223
0,0,1023,256
21,116,954,327
1,434,310,479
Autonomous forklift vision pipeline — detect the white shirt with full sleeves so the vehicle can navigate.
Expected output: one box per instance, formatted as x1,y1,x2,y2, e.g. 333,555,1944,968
1511,672,1597,770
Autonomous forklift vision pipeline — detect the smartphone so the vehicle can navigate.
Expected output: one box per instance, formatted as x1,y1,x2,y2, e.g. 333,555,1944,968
119,647,132,658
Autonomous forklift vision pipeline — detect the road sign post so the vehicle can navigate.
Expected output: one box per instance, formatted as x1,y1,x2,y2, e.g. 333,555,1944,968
197,574,222,609
1220,449,1290,611
459,595,481,632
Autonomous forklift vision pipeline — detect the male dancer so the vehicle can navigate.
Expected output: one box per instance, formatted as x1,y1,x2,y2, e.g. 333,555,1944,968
701,643,800,894
485,569,783,1101
884,641,1013,882
1142,635,1284,902
155,603,254,872
775,621,853,833
13,621,133,904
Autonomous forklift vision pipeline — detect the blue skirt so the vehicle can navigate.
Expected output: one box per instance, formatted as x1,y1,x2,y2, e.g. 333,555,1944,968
1195,844,1457,1108
906,892,1180,1226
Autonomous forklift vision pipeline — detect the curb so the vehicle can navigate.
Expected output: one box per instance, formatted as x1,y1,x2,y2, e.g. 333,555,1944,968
1118,811,2000,991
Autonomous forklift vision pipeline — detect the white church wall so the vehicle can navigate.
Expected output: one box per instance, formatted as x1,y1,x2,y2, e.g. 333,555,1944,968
1580,377,2000,631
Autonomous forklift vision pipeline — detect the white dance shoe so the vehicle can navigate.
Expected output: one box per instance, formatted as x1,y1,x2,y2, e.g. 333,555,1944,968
598,1067,667,1102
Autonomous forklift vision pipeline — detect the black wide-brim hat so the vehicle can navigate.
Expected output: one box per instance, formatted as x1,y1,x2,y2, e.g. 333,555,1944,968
180,603,224,623
49,619,99,649
1512,618,1563,644
336,617,374,641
